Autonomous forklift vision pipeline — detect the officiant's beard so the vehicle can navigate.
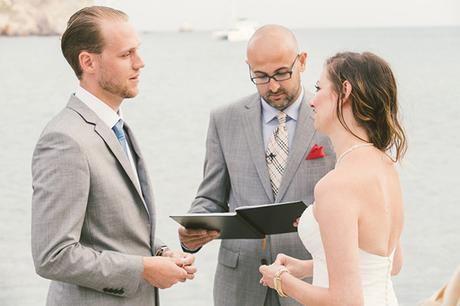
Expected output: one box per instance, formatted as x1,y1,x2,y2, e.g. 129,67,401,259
264,89,297,110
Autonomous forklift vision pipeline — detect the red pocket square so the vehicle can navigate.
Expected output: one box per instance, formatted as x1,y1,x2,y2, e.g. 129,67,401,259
306,144,325,160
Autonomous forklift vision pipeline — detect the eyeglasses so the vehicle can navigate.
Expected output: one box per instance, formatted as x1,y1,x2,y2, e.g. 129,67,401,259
249,55,299,85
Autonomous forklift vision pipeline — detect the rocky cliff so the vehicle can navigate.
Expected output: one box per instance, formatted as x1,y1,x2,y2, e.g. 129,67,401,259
0,0,93,36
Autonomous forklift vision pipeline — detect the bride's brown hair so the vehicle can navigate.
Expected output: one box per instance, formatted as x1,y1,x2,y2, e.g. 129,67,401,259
326,51,407,161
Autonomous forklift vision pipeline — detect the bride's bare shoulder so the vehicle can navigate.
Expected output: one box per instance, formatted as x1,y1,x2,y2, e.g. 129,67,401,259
315,170,355,201
314,168,356,195
313,168,363,219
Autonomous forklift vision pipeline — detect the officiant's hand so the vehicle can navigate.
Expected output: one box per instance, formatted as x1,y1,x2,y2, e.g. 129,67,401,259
178,226,220,251
293,217,300,227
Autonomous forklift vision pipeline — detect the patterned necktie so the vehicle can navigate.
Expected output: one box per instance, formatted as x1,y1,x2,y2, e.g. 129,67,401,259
266,112,289,197
112,119,129,157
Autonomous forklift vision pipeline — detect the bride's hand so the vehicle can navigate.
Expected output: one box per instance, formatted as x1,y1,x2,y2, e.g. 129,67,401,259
274,253,308,279
259,263,285,289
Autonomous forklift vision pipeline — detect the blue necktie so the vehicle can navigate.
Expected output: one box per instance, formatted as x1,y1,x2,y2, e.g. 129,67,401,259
112,119,129,156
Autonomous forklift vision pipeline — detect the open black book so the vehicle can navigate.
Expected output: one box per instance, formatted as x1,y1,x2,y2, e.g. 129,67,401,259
170,201,307,239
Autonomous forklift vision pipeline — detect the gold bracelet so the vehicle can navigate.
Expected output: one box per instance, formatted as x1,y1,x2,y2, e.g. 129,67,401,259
273,267,289,297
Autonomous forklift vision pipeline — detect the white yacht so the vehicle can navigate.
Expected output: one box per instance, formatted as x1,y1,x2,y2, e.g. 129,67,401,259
212,18,258,42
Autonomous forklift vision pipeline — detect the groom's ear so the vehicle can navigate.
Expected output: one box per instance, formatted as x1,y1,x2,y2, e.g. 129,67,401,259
79,51,97,76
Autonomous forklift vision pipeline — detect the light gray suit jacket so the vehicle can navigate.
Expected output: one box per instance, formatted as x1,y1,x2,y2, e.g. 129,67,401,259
189,93,336,306
31,95,163,306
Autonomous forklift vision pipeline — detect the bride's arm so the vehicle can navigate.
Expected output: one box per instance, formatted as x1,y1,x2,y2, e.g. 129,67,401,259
391,241,403,275
259,177,364,306
314,177,364,305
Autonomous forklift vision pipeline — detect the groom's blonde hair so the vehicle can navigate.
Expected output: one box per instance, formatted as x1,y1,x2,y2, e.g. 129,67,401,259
61,6,128,79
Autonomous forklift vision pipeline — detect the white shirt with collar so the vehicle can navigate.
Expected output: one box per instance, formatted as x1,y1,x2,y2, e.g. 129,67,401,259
261,87,304,150
75,86,141,189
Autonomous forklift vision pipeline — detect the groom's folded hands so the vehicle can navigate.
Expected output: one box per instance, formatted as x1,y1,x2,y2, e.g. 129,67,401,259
162,249,197,280
142,250,196,288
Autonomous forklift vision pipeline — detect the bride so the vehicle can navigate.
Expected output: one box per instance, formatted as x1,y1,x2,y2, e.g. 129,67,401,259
259,51,407,306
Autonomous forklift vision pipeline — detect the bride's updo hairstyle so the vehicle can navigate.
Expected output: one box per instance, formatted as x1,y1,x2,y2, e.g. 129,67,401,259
325,52,407,162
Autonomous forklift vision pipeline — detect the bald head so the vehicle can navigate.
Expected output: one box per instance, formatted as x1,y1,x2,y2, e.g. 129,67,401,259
247,24,299,61
245,24,306,110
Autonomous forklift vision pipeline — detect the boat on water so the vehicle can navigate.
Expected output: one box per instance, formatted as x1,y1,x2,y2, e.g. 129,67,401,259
212,18,258,42
178,22,193,32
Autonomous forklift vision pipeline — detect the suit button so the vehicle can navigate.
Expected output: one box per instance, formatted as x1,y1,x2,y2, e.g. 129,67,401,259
261,258,267,265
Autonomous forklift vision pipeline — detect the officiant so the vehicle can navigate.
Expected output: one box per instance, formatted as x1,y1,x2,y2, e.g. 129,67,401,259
178,24,335,306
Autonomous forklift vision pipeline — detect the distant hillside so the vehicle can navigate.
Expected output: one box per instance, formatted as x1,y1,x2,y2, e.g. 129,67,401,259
0,0,93,36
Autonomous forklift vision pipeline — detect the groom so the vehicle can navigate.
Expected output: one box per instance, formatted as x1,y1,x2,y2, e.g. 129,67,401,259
179,25,336,305
31,6,195,305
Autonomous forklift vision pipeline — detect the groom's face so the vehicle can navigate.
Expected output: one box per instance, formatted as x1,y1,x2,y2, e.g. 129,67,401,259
95,19,145,101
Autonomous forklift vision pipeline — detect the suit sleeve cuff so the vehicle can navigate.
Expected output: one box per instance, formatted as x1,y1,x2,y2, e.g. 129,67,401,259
181,242,201,254
155,246,169,256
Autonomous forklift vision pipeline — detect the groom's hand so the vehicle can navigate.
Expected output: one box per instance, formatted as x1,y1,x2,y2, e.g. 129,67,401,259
162,249,197,280
143,256,189,289
178,226,220,251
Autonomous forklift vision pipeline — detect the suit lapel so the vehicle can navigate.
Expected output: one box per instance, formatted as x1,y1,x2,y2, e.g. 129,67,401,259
276,93,317,202
243,96,274,202
66,96,148,214
124,123,155,218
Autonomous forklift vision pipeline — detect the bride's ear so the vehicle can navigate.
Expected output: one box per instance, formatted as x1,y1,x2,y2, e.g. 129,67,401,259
341,80,352,103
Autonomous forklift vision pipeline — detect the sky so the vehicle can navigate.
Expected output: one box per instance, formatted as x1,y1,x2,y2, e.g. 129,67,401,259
96,0,460,31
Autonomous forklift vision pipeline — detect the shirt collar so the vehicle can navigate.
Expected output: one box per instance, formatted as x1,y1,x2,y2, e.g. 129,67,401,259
75,86,122,129
261,87,304,124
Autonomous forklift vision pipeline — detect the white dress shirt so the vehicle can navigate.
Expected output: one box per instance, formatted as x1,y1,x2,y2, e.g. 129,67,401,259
75,86,141,189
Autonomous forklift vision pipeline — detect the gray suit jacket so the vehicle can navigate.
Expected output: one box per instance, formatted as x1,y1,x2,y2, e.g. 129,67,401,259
31,95,163,306
189,93,336,306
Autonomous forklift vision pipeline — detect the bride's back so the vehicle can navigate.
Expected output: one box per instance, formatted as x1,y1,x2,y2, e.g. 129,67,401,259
337,148,404,258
